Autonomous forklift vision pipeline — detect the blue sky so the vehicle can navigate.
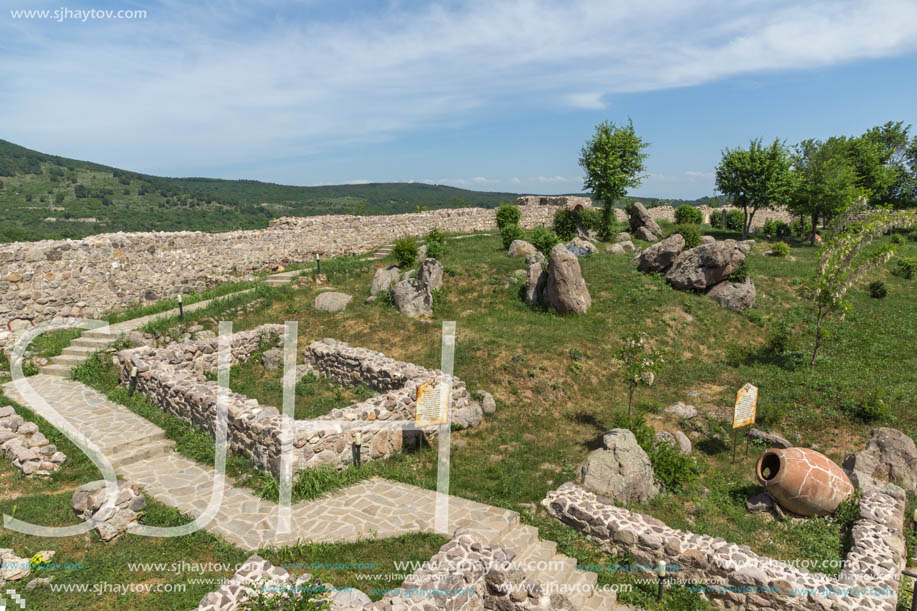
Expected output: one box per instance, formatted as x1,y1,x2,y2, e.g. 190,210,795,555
2,0,916,199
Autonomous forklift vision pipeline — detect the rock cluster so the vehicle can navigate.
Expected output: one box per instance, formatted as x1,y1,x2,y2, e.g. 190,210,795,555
0,548,54,585
544,482,906,611
0,406,66,476
634,238,756,310
119,328,485,477
392,258,443,318
629,202,665,242
71,480,146,541
524,245,591,314
580,429,659,505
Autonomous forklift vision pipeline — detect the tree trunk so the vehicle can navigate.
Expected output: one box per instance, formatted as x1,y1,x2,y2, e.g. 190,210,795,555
742,206,755,240
810,312,824,367
810,213,818,246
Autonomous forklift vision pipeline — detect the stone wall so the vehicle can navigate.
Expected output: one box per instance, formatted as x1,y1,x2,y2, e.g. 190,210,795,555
543,482,906,610
118,328,482,476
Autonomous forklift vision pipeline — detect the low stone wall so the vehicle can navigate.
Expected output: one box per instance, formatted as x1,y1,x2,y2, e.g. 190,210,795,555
0,405,67,476
543,482,906,610
118,328,481,476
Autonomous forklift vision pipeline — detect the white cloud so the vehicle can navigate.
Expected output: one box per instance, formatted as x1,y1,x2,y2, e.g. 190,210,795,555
2,0,916,173
536,176,571,183
684,170,714,178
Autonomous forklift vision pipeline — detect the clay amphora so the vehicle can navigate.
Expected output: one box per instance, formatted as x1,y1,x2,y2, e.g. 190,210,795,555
755,447,853,516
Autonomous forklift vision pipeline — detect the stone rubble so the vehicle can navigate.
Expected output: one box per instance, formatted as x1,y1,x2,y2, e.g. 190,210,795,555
0,405,67,476
544,482,906,610
71,480,146,542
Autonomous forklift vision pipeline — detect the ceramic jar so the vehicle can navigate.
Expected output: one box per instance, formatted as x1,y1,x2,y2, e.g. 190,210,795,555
755,447,853,516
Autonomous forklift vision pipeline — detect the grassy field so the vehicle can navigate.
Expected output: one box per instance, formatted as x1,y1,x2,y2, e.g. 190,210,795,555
6,222,916,609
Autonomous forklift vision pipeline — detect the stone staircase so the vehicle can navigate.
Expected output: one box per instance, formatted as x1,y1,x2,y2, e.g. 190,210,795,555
264,268,308,287
39,290,252,377
369,243,393,261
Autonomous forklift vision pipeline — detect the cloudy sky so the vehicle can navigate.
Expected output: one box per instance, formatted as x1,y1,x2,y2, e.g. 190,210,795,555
2,0,917,199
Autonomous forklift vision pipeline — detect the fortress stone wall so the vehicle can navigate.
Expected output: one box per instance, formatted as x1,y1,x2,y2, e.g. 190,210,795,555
1,198,793,348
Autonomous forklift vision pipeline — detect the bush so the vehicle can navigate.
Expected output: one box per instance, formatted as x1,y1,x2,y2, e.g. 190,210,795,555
894,256,916,280
868,280,887,299
553,209,580,241
500,224,525,250
771,241,790,257
496,202,521,229
529,226,559,256
674,204,703,225
392,237,419,268
710,210,724,228
776,220,791,239
675,224,701,249
726,209,745,232
580,208,603,233
761,220,778,240
728,259,750,282
627,416,699,492
791,217,813,239
424,228,446,260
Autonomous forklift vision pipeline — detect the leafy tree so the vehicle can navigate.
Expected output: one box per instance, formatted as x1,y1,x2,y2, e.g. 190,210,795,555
674,204,702,225
715,139,794,239
616,333,664,425
850,121,913,208
804,202,917,366
579,120,649,239
789,137,864,245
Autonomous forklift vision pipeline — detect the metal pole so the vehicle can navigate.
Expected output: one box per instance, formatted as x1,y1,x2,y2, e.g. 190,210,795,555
352,431,362,467
316,253,321,276
128,366,137,396
178,294,183,320
656,567,666,602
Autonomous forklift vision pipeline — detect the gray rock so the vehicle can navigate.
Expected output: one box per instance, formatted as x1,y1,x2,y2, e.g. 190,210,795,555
524,251,546,267
664,402,697,419
508,240,537,258
635,234,685,273
331,587,372,609
706,279,756,311
701,235,716,244
544,244,591,315
261,348,283,371
634,226,659,242
418,258,443,291
416,244,428,261
665,240,746,291
748,428,793,449
580,428,659,504
451,401,483,429
391,279,432,317
524,261,547,306
314,292,353,313
843,427,917,494
370,265,401,296
628,202,663,239
614,231,632,243
479,391,496,414
655,431,691,456
565,237,598,257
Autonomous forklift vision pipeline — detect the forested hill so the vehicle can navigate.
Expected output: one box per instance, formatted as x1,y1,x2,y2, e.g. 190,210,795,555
0,138,711,243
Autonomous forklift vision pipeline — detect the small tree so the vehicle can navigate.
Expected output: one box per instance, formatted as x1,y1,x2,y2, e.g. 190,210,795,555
616,333,664,425
579,120,649,240
715,139,794,239
804,202,917,366
496,202,521,229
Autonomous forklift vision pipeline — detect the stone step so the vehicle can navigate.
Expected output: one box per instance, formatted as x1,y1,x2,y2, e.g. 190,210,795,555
581,589,618,610
555,560,597,608
515,537,557,566
61,345,100,357
82,329,120,341
105,429,168,458
51,353,87,367
72,336,114,348
38,364,72,377
108,438,175,469
496,523,540,557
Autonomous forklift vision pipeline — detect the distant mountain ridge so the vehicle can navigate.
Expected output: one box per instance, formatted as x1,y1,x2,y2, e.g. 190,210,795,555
0,138,716,243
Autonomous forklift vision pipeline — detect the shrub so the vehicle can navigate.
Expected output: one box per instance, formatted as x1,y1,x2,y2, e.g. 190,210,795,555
761,220,778,240
771,241,790,257
894,256,916,280
776,220,791,239
626,416,699,492
496,202,521,229
392,237,418,268
674,204,703,225
728,258,750,282
725,209,745,232
553,209,580,241
424,228,446,260
868,280,887,299
529,226,559,256
579,208,603,233
791,217,813,239
709,210,724,228
500,224,525,250
675,224,701,249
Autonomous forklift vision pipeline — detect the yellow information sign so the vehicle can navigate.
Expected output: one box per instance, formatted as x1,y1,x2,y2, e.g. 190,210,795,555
733,383,758,429
415,377,449,427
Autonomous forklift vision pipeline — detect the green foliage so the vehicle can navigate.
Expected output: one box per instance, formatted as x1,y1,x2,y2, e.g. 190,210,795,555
868,280,887,299
791,217,814,239
423,228,446,260
238,579,331,610
528,226,559,256
725,209,745,232
761,219,778,240
616,333,664,424
674,223,701,249
674,204,703,225
579,120,649,238
500,223,525,249
553,208,605,241
844,390,891,423
715,139,794,237
496,202,521,229
392,236,418,268
894,256,917,279
771,241,790,257
727,258,750,282
776,220,791,238
709,210,723,228
626,416,699,492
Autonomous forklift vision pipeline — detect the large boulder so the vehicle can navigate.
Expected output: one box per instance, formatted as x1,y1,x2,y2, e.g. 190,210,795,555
418,258,443,291
565,237,598,257
392,279,432,317
634,226,660,243
524,260,547,306
634,234,685,273
370,265,401,296
614,231,632,243
544,244,590,315
606,240,635,255
664,240,746,291
628,202,663,239
843,428,917,494
314,292,353,313
508,240,537,258
748,428,793,449
706,279,756,310
451,401,483,429
580,429,659,505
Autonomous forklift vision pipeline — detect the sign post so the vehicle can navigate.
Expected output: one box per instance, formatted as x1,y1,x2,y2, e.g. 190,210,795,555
732,383,758,463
